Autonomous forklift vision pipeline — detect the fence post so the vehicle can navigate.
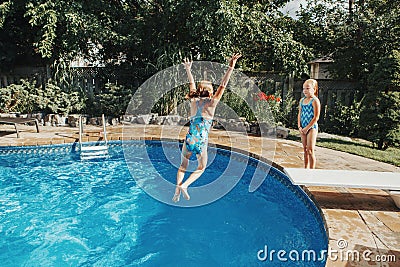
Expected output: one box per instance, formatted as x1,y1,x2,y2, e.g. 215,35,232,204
1,75,7,87
284,71,295,101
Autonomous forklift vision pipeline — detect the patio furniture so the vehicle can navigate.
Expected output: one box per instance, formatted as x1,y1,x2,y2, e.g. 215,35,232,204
0,117,40,138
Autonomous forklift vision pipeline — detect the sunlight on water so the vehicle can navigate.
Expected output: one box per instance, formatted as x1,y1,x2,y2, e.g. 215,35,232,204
0,142,327,266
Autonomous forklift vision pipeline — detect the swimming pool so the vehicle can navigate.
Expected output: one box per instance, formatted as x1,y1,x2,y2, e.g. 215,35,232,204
0,141,327,266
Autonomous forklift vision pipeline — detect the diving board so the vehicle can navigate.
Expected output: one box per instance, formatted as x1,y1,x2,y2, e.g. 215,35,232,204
284,168,400,208
284,168,400,190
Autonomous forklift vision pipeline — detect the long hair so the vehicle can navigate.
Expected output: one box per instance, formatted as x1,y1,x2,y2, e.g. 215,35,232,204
304,79,318,97
186,80,214,98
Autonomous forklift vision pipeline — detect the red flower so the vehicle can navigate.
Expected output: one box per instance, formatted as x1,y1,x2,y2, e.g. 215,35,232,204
257,92,267,101
256,92,281,103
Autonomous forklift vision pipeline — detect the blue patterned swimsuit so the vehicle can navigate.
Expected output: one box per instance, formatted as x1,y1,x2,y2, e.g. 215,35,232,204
185,100,213,154
300,97,318,130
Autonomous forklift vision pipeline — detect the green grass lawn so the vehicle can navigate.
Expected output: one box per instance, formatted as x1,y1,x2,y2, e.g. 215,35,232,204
287,130,400,167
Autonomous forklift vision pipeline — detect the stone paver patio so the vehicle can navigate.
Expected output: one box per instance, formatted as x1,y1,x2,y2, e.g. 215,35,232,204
1,123,399,266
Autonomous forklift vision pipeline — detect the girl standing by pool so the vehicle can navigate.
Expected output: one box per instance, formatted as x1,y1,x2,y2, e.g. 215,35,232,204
297,79,321,169
173,53,242,202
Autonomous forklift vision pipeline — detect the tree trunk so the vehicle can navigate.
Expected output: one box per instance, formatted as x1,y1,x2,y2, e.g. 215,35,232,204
377,139,384,150
349,0,354,16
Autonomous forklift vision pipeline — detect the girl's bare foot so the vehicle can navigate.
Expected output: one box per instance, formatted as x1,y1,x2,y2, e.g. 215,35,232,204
172,186,181,202
179,186,190,200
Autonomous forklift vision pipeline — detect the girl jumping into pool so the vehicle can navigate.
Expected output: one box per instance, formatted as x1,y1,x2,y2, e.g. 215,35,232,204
173,53,242,202
297,79,321,169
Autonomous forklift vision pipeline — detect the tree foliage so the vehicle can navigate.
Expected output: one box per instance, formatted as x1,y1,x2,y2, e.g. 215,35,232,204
295,0,400,82
358,50,400,148
0,79,85,114
359,91,400,149
1,0,399,148
368,50,400,93
92,83,133,117
0,0,312,75
2,0,399,80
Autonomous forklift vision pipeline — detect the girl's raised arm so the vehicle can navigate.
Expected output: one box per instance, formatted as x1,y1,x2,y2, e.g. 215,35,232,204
213,53,242,101
183,58,196,94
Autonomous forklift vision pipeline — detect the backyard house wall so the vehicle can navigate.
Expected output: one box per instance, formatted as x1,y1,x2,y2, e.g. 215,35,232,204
309,56,334,80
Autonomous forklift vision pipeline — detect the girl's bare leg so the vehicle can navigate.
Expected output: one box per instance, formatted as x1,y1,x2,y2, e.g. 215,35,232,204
173,144,191,202
300,132,309,168
306,129,318,169
180,148,208,200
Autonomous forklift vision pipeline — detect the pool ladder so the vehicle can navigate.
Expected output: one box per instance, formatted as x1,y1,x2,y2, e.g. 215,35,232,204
79,114,109,160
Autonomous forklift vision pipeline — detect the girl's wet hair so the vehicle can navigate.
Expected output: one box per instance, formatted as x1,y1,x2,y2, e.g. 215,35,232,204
304,79,319,97
187,80,214,99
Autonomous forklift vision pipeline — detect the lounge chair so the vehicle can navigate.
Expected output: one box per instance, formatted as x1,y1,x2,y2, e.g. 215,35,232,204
284,168,400,209
0,117,40,138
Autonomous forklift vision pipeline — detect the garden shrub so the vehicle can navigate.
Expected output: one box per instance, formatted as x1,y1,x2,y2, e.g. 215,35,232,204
92,83,133,118
358,50,400,149
36,82,86,115
324,98,361,137
359,91,400,149
0,80,37,113
0,80,85,115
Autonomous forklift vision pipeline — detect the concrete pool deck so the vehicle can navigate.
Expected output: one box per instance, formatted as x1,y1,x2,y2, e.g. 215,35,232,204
1,123,399,266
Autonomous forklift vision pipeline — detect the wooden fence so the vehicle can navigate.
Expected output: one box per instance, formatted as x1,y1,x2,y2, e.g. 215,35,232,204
0,66,143,94
1,67,48,89
246,72,361,129
292,79,361,127
1,66,361,129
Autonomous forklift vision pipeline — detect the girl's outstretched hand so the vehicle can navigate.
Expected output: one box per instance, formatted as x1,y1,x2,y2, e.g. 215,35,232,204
183,57,192,70
229,53,242,68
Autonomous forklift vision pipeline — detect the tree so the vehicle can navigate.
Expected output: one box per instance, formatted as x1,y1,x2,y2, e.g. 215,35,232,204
1,0,312,76
295,0,400,82
359,50,400,149
0,0,141,70
294,0,346,60
0,1,46,71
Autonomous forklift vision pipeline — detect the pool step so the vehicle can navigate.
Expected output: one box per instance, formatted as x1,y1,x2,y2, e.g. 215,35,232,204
80,145,109,160
81,145,108,152
79,114,109,160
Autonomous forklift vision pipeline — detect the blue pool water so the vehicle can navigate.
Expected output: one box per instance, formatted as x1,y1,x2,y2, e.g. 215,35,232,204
0,141,327,266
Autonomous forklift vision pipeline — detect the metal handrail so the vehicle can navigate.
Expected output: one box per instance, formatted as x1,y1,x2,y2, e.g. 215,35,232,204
79,115,83,150
102,114,108,145
79,115,109,159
